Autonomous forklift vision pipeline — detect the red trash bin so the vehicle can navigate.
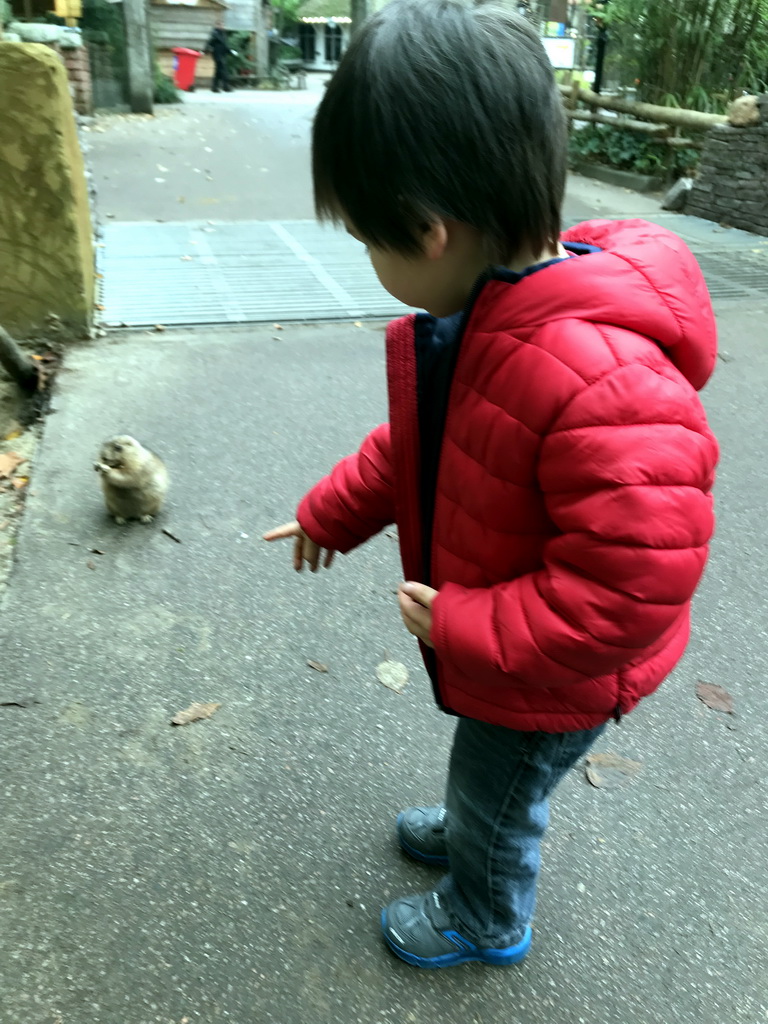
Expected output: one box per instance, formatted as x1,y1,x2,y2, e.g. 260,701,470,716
171,47,203,91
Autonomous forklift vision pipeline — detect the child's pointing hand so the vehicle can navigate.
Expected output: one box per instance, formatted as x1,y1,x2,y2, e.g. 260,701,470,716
263,520,336,573
398,581,438,648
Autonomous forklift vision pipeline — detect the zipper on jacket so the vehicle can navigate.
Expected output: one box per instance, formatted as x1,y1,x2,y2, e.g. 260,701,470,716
415,272,493,713
421,269,492,588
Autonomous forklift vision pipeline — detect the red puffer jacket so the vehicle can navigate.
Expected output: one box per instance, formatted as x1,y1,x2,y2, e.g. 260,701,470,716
298,220,719,732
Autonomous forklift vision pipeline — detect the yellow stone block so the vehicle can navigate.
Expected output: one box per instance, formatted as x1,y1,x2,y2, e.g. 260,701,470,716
0,43,94,337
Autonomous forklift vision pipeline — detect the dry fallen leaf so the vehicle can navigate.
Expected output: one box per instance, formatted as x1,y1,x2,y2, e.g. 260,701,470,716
4,429,21,441
171,701,221,726
307,659,328,673
0,452,25,479
11,477,28,490
586,751,643,789
376,660,409,694
696,681,734,714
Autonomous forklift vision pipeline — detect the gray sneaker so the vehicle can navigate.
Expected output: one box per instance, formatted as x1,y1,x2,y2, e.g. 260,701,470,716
381,889,533,968
396,806,449,866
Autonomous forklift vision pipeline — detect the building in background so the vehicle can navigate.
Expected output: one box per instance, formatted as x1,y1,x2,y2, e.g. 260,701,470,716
151,0,272,88
296,0,393,72
151,0,229,85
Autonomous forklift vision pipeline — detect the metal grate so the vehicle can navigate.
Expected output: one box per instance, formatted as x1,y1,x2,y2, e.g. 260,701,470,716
98,219,768,328
98,220,410,327
689,250,768,300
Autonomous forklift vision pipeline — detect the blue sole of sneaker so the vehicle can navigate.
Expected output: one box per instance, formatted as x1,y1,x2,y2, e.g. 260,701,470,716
381,912,532,968
396,812,450,867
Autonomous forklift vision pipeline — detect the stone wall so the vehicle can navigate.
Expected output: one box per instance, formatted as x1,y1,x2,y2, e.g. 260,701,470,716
0,43,94,337
61,44,93,116
686,110,768,236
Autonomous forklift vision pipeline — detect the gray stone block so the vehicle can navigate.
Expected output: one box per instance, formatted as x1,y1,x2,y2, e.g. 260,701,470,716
662,177,693,211
714,155,739,165
731,218,767,234
716,181,757,194
686,123,768,229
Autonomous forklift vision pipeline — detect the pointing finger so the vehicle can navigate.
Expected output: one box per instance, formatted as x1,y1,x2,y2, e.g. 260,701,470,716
263,521,301,542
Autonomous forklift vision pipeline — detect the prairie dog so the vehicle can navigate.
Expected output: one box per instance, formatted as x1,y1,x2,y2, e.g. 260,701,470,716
94,435,169,524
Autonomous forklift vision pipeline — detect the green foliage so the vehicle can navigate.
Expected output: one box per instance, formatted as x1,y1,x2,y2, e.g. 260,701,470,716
80,0,127,78
569,123,701,178
272,0,311,34
278,42,302,61
592,0,768,105
225,29,255,77
153,65,180,104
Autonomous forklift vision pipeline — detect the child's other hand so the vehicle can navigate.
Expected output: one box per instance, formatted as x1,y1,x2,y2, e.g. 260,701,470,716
398,581,438,648
263,520,336,573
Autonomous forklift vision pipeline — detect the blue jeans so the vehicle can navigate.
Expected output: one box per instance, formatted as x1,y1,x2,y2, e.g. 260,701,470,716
436,718,607,947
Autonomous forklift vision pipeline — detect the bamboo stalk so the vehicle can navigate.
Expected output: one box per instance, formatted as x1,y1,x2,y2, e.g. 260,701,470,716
565,110,670,134
557,84,726,129
565,110,695,146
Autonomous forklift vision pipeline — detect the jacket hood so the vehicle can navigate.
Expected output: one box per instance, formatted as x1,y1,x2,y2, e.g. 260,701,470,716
486,219,717,390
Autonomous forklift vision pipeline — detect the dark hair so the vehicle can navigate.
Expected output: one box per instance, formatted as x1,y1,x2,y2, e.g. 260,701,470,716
312,0,567,262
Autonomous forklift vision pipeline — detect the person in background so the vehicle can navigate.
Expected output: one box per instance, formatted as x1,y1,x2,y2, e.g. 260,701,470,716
205,21,233,93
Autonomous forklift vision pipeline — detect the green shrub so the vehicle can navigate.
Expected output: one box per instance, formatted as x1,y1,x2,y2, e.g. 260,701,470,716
154,65,180,104
81,0,127,84
278,42,301,61
569,123,701,177
226,30,255,79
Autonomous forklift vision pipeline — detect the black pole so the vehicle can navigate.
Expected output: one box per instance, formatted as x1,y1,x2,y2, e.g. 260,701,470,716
593,20,608,94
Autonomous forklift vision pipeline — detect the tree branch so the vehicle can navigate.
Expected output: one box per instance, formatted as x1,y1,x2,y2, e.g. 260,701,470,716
0,327,40,393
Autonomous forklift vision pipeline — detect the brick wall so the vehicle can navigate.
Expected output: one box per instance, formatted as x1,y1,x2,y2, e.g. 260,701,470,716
686,108,768,236
60,45,93,116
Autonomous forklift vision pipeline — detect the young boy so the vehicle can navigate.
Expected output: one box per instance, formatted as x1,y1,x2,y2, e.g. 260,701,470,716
264,0,718,970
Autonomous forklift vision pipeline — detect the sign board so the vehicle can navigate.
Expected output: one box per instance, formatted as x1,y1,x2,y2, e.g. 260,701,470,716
541,36,576,70
54,0,83,17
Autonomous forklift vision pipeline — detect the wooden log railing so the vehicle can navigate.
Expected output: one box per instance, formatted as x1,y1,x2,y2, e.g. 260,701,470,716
559,83,727,149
